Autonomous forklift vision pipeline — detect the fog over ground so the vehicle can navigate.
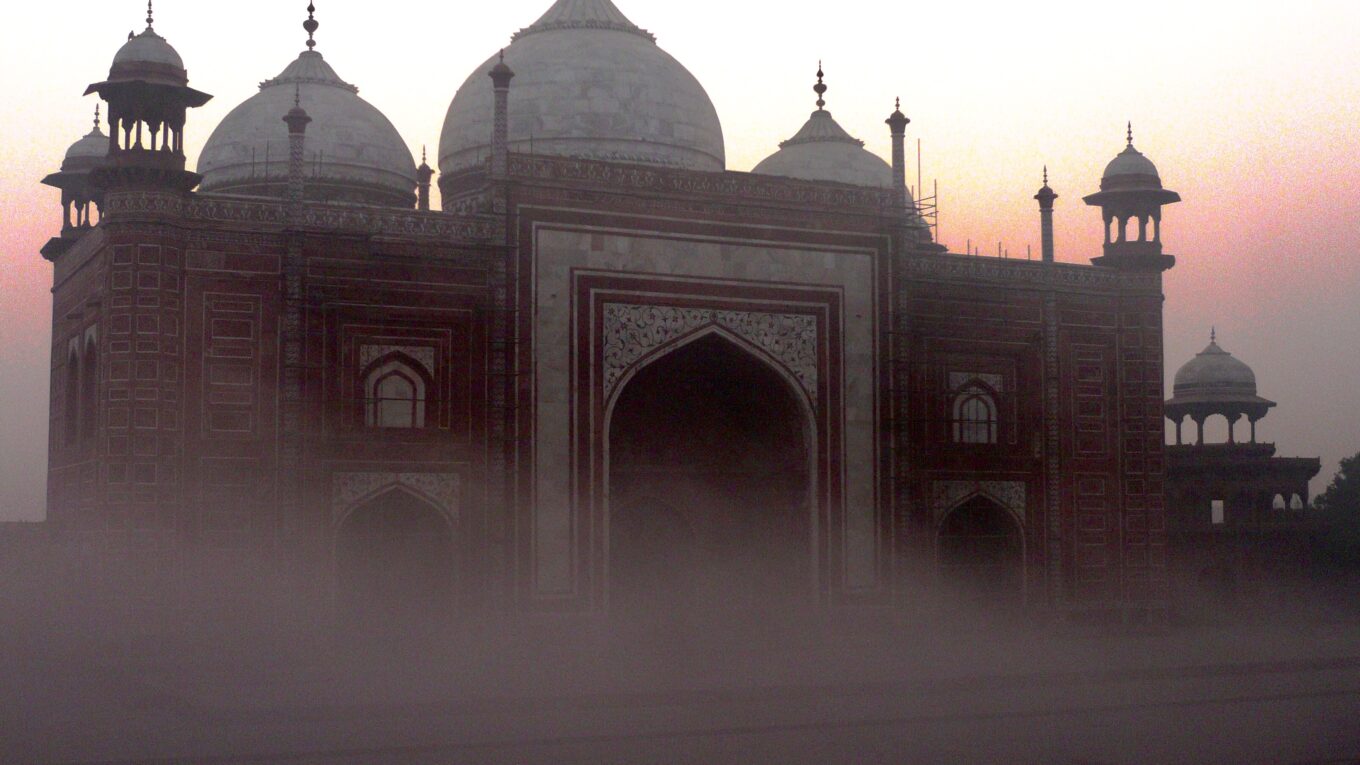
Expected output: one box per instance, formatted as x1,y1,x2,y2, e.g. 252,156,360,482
2,530,1358,764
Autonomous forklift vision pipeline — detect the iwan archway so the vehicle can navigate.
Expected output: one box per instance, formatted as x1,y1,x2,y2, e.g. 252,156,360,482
605,331,816,618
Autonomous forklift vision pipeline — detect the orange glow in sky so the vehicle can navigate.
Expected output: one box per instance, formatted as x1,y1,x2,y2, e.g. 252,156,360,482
2,0,1358,519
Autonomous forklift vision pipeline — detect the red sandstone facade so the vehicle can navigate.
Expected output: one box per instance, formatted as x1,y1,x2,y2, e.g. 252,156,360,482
42,150,1172,620
38,3,1180,626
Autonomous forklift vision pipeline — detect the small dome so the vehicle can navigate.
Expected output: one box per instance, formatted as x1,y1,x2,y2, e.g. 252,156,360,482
106,18,188,87
753,110,894,188
1173,334,1259,401
113,28,184,70
1102,144,1159,182
61,122,108,173
1098,127,1166,192
439,0,725,174
198,50,417,207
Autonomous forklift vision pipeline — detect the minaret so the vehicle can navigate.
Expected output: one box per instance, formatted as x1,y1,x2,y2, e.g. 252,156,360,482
282,86,311,208
84,1,212,192
885,97,911,215
489,50,514,179
417,147,434,211
1082,123,1180,272
1035,166,1057,263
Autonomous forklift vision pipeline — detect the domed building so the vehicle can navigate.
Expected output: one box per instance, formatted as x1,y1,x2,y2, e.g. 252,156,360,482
38,0,1191,629
438,0,725,179
1165,330,1276,445
197,8,417,207
1163,331,1321,603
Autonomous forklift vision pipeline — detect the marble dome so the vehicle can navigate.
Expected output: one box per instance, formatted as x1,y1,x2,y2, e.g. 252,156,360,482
62,113,108,173
1172,334,1260,402
438,0,725,174
112,27,184,73
197,49,417,207
1100,127,1165,191
753,109,893,188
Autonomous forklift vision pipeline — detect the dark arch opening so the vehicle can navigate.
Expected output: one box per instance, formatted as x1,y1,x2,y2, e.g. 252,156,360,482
336,488,454,640
937,495,1024,605
608,333,813,626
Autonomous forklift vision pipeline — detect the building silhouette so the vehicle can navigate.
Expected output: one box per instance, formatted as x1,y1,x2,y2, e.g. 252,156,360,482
1163,332,1322,601
39,0,1195,626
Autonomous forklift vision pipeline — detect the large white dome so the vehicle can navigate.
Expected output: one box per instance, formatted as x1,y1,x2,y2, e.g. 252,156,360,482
198,50,417,207
438,0,725,175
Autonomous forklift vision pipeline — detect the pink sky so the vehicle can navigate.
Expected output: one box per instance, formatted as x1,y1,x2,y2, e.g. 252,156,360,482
2,0,1358,520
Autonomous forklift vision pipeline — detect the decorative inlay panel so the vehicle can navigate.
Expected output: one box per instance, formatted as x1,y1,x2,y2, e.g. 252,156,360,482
331,471,460,524
931,480,1027,525
949,371,1004,392
602,303,818,403
358,344,435,374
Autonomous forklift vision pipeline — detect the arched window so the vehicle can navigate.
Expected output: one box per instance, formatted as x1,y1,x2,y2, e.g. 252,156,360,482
1272,494,1286,511
953,385,998,445
64,341,81,447
81,329,99,440
362,357,428,429
1290,494,1304,511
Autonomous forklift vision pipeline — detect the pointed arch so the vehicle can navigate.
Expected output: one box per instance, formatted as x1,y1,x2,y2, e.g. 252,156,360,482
951,378,999,444
603,330,820,615
604,323,816,424
936,494,1026,604
81,328,99,440
359,350,433,429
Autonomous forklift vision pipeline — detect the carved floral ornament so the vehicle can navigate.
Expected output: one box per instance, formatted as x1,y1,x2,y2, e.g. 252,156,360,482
330,472,460,525
930,480,1027,526
601,303,819,405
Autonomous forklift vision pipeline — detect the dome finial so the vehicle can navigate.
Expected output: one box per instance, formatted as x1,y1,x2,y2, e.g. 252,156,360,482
93,104,101,132
814,61,827,111
304,3,319,51
1043,164,1049,186
1127,121,1134,146
146,0,154,29
1211,326,1216,343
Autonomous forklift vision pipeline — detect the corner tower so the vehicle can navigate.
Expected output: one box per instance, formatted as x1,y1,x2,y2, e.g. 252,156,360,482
84,2,211,193
1083,124,1179,272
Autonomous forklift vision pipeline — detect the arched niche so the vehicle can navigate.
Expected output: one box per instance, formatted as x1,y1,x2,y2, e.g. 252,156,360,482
605,331,816,621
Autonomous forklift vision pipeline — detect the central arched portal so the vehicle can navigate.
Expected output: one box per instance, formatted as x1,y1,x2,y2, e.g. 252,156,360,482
607,333,814,623
336,488,455,638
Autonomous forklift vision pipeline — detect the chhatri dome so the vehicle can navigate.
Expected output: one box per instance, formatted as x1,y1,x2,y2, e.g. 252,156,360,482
197,5,417,207
1169,330,1271,407
439,0,726,174
61,107,108,172
108,3,186,84
752,66,902,190
1100,123,1168,192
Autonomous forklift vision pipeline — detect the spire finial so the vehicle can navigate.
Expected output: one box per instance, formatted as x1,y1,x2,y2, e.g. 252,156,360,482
895,97,901,111
94,104,101,132
814,61,827,110
499,49,505,63
294,84,301,108
304,3,319,50
1043,165,1049,185
146,0,154,28
422,145,428,164
1211,326,1216,343
1127,121,1134,146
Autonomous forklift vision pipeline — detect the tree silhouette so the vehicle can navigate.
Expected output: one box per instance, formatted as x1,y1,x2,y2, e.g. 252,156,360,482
1313,452,1360,573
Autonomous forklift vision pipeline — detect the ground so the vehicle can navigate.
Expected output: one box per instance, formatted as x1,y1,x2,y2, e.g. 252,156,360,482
4,611,1359,764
